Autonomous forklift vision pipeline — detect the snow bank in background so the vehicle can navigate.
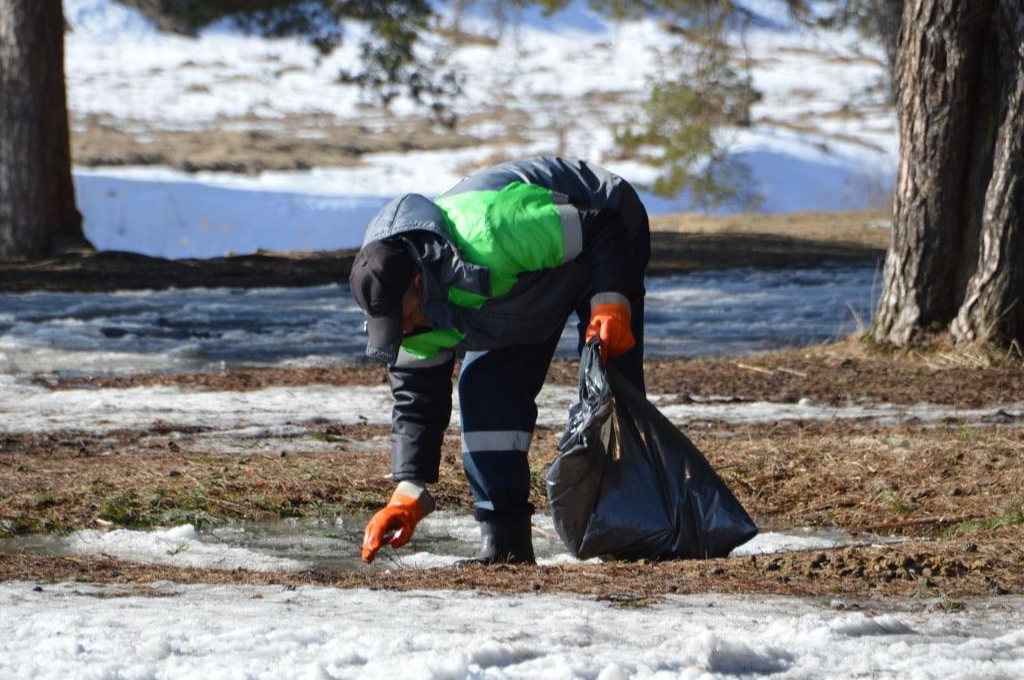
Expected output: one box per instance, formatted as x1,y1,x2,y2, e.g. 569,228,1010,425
2,375,1020,435
0,267,876,376
73,153,890,258
73,172,388,258
68,525,303,572
72,147,504,258
65,0,155,37
3,584,1022,680
62,0,898,257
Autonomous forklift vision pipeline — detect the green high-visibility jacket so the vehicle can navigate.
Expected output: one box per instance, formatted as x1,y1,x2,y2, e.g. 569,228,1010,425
357,157,650,482
360,157,644,365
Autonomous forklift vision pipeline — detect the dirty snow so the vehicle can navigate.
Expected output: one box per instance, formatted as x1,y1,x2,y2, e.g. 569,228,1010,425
2,583,1022,680
0,267,876,376
2,374,1020,435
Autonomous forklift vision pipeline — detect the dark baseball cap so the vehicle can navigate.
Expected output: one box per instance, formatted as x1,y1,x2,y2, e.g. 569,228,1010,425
349,239,414,364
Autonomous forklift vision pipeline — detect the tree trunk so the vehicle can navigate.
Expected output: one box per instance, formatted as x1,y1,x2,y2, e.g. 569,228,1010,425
872,0,1024,348
950,2,1024,346
0,0,88,260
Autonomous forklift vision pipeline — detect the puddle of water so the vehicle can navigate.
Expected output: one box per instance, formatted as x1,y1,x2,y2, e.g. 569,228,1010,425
0,515,894,572
0,266,876,377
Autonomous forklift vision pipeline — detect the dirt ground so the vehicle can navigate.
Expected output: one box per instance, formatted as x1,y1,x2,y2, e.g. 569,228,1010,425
71,115,480,174
0,210,887,292
2,415,1021,600
4,210,1022,600
3,340,1022,598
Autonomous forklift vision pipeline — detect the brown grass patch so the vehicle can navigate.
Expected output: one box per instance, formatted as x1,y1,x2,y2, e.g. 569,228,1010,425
71,115,480,174
3,420,1021,543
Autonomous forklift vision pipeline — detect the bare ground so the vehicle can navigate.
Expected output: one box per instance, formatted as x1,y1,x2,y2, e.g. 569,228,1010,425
71,115,480,174
0,210,887,292
3,416,1021,538
3,363,1022,599
4,212,1022,598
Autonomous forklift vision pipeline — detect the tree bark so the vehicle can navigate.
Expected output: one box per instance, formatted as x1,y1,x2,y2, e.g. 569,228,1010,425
872,0,1024,348
0,0,88,260
950,2,1024,345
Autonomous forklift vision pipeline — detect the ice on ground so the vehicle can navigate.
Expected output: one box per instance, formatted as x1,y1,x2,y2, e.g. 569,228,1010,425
2,583,1022,680
0,267,877,377
2,374,1020,435
12,515,890,573
0,376,396,434
658,400,1024,425
5,515,879,572
68,524,304,572
729,528,899,557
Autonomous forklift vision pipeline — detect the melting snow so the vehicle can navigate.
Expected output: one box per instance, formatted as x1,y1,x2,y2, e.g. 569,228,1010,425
68,525,303,572
1,375,1019,435
2,583,1022,680
4,516,887,573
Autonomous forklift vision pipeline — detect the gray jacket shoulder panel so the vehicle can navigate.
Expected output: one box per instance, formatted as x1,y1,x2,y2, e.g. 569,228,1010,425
439,157,626,212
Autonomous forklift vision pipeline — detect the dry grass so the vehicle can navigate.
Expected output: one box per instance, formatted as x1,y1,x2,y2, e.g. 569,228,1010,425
71,114,480,174
3,420,1022,542
650,209,891,249
4,351,1023,597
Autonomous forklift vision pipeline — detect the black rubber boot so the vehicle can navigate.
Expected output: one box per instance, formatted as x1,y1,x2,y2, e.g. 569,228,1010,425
460,515,536,565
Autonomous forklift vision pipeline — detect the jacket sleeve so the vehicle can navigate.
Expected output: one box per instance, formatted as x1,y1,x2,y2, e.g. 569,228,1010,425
579,207,643,302
387,351,456,483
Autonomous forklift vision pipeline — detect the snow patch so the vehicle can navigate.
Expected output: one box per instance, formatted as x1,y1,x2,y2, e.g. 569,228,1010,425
659,400,1024,425
2,375,1019,435
62,0,898,257
68,524,304,571
2,585,1022,680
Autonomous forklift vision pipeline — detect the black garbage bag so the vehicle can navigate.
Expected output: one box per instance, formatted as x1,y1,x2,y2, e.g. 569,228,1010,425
547,340,757,560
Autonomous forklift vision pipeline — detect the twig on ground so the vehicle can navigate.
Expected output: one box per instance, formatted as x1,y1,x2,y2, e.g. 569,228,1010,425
736,363,774,375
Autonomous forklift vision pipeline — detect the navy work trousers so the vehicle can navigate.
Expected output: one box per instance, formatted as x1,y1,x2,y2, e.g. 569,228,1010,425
458,193,650,519
458,296,646,519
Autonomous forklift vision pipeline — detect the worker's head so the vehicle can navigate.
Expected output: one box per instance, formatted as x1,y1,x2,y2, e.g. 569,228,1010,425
349,238,426,364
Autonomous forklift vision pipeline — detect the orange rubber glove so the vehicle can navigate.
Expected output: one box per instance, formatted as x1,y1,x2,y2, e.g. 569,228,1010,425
586,302,635,364
361,483,433,563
